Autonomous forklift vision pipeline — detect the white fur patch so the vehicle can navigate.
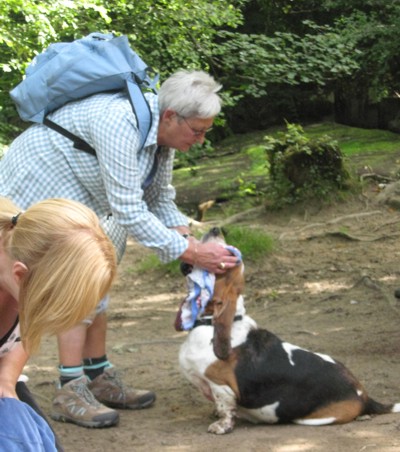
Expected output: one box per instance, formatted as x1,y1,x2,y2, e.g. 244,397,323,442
179,314,256,402
282,342,302,366
294,417,336,426
238,401,280,424
392,403,400,413
314,352,336,364
282,342,336,366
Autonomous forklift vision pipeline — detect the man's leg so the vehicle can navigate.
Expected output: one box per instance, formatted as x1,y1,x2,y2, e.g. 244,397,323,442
83,312,157,410
84,216,155,407
82,311,107,359
51,320,119,428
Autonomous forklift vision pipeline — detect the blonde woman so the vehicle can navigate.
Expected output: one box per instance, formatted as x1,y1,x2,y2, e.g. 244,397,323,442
0,196,117,451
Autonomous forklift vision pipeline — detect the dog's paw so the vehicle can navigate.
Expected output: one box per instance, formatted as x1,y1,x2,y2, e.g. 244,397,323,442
207,418,234,435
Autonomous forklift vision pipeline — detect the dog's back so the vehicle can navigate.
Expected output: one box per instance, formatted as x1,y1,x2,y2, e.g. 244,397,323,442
233,328,398,425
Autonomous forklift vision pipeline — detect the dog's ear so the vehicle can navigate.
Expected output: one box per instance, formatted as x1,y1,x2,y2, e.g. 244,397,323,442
212,264,244,360
213,264,244,318
220,264,244,299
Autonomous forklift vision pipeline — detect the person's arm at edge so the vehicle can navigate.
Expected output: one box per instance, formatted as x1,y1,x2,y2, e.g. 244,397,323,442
0,343,28,398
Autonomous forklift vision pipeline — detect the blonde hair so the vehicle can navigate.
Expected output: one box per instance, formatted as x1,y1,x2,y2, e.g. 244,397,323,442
0,197,117,354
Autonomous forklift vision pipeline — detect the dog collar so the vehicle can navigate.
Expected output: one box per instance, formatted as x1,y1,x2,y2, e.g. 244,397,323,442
193,315,243,328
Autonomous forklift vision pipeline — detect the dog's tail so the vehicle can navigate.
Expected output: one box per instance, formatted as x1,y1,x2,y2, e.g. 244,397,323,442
363,397,400,415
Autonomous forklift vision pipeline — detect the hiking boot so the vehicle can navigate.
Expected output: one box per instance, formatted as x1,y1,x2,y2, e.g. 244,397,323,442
51,375,119,428
88,367,156,409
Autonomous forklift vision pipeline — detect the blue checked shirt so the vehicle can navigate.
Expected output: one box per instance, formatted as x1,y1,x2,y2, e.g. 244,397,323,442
0,91,189,262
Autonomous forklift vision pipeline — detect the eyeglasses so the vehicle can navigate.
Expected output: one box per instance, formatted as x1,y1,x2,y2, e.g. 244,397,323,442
179,116,213,137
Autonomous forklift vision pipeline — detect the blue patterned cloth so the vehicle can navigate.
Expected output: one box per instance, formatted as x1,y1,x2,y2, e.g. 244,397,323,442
176,245,242,331
225,245,242,263
0,91,189,262
179,268,216,331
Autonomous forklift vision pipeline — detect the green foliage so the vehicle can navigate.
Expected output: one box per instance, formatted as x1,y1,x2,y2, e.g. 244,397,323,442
236,176,258,197
243,0,400,101
136,253,181,275
214,22,360,98
303,123,400,156
0,0,113,138
264,123,349,207
230,0,400,131
0,0,245,140
174,140,215,169
101,0,246,79
223,225,274,261
321,1,400,102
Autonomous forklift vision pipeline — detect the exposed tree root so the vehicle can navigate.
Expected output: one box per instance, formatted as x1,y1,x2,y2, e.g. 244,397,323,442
352,273,400,314
188,206,265,231
279,210,392,241
304,231,400,242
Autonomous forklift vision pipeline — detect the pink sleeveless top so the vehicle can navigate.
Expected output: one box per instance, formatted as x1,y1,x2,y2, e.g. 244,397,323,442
0,317,21,357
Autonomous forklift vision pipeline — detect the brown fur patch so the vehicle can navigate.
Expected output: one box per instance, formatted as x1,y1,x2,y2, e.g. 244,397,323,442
213,265,244,314
300,399,364,424
205,353,240,399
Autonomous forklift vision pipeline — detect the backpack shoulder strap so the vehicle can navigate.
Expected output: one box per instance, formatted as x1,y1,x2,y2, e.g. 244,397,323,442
43,77,156,157
43,117,97,156
126,79,153,150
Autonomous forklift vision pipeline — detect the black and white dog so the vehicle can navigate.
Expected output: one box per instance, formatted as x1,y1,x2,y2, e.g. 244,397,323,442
178,227,400,434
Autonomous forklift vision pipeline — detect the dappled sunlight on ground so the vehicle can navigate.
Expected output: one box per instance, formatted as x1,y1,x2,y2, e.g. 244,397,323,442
303,280,352,293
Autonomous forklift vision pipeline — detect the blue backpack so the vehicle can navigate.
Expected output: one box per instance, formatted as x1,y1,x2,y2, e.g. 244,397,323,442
10,32,158,156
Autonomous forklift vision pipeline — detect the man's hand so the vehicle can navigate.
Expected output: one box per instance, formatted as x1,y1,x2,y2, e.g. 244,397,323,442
180,239,239,274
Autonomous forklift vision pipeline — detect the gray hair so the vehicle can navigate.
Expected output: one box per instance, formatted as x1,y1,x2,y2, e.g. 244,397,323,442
158,70,222,118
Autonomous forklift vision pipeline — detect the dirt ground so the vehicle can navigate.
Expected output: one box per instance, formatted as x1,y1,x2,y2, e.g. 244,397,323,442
26,183,400,452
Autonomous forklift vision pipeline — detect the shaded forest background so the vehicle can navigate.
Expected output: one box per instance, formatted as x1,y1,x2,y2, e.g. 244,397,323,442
1,0,400,148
